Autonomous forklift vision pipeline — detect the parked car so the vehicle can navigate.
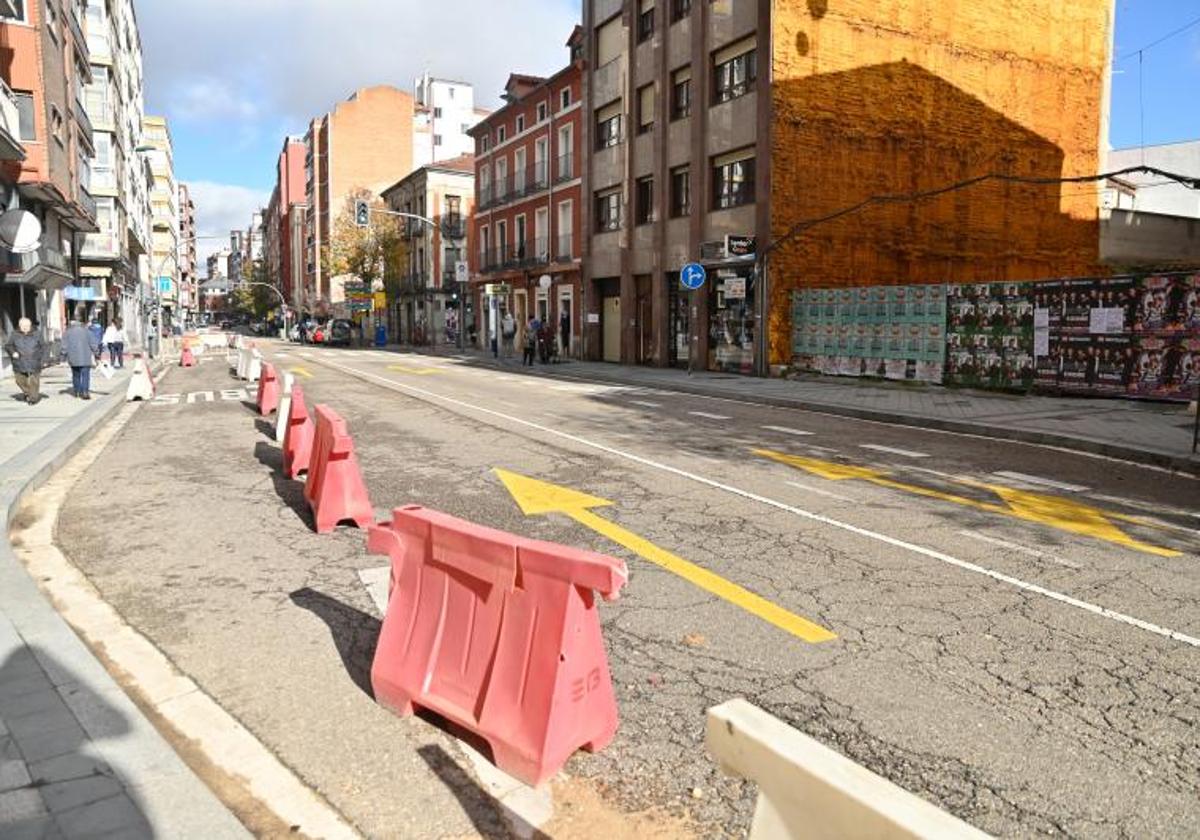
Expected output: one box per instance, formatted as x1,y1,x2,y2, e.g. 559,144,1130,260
327,319,353,347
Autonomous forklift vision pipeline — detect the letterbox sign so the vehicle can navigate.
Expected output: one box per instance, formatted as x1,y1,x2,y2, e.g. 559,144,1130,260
725,235,757,259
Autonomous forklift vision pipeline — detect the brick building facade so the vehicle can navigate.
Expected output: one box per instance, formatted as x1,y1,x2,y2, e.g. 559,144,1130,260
469,28,585,358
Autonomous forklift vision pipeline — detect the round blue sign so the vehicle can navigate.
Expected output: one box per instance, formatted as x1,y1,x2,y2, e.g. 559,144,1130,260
680,263,707,290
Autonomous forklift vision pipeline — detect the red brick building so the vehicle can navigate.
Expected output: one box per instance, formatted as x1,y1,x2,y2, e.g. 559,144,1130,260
264,137,306,311
469,28,584,357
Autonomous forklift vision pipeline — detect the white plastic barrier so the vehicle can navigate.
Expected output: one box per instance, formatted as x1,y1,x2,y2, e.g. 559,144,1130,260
246,349,262,384
236,348,249,379
706,699,990,840
125,357,155,402
275,372,295,442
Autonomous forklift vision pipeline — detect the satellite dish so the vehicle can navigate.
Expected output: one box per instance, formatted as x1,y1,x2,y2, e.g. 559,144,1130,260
538,274,552,290
0,209,43,254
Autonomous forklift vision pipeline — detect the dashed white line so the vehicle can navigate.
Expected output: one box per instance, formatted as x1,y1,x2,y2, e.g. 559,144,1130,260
689,411,732,421
630,400,662,409
992,471,1089,493
859,444,930,459
313,358,1200,651
762,425,814,437
956,531,1083,570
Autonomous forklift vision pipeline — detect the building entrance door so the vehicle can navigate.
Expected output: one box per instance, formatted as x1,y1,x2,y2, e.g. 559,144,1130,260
668,273,689,368
602,296,621,363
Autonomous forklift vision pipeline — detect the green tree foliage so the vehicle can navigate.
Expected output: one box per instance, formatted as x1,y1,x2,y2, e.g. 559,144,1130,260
322,188,406,301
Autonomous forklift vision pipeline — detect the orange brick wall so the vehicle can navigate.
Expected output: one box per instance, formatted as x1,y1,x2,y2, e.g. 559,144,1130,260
768,0,1115,363
329,86,416,219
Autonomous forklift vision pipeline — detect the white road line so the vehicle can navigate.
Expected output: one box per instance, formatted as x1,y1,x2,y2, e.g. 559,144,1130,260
629,400,662,409
956,531,1083,570
762,425,814,437
689,411,731,421
316,358,1200,651
992,471,1089,493
786,480,857,503
1088,493,1200,520
859,444,930,459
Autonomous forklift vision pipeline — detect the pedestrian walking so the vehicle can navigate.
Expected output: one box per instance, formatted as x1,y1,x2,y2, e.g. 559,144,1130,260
63,307,100,400
102,318,127,368
87,316,103,355
3,318,46,405
522,318,537,366
560,309,570,358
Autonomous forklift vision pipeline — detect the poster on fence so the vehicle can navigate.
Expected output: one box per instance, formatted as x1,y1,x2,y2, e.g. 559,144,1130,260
944,283,1034,389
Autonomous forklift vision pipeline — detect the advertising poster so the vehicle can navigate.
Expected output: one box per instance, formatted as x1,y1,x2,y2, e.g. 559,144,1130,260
1035,337,1063,387
1057,334,1094,391
1061,279,1097,333
1127,336,1200,400
945,283,1033,390
1093,334,1134,394
1135,274,1200,335
1032,281,1064,331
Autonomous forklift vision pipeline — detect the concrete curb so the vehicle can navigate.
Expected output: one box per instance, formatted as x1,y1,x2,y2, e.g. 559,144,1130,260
363,345,1200,477
0,363,250,838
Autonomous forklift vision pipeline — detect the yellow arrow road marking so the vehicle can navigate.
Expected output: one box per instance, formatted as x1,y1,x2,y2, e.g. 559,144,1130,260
387,364,442,375
494,469,837,644
755,450,1180,558
289,366,313,379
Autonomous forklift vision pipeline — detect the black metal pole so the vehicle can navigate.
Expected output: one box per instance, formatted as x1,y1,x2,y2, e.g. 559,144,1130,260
1192,385,1199,455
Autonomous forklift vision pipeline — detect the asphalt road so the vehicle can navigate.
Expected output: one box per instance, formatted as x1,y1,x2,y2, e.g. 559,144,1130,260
55,341,1200,839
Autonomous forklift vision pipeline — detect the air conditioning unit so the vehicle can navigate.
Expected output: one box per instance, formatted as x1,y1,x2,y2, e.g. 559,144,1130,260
700,240,726,261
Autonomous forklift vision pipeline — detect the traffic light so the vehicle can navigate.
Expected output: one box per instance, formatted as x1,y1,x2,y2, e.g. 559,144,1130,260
354,199,370,228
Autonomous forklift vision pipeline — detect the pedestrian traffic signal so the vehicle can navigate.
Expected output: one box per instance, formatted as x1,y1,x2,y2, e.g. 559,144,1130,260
354,199,370,228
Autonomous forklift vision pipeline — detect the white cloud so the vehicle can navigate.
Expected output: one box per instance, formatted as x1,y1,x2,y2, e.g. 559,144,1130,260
184,181,269,273
139,1,581,127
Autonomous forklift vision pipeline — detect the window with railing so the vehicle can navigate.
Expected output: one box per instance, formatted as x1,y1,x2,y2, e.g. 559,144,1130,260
556,233,573,262
555,153,574,183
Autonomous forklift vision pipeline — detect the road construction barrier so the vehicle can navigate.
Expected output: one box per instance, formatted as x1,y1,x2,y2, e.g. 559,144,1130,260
256,363,281,416
281,385,314,479
275,372,295,443
237,347,262,383
706,699,990,840
303,405,374,534
369,505,627,786
125,356,155,402
181,344,197,367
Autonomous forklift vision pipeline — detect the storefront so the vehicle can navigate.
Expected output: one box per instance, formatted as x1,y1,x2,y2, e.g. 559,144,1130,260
707,264,757,374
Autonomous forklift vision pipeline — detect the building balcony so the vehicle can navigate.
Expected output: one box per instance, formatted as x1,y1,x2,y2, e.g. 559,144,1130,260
554,153,574,184
555,234,574,263
72,98,95,149
81,231,121,260
76,185,97,222
4,243,73,289
67,10,90,67
87,30,111,60
440,215,465,240
0,78,25,161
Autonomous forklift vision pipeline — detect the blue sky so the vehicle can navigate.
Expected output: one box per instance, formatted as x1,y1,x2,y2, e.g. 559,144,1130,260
136,1,1200,266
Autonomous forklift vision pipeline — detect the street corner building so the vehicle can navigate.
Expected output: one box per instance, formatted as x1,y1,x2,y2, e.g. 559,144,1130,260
576,0,1118,375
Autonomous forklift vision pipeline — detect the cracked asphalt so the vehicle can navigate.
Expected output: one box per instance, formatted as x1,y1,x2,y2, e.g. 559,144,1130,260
54,340,1200,839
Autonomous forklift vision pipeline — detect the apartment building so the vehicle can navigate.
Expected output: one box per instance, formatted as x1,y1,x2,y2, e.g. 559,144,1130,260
581,0,1112,374
142,114,179,327
264,136,306,311
413,73,484,169
303,85,416,314
77,0,152,342
0,0,98,354
207,248,230,280
177,181,197,320
381,154,473,345
469,28,584,357
228,229,244,285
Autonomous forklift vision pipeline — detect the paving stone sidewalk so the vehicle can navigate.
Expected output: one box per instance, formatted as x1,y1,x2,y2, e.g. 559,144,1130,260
1,360,249,839
380,343,1200,472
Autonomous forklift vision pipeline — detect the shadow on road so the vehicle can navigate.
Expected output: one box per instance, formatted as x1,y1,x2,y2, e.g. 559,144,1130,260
253,441,310,527
0,646,155,837
288,587,378,699
253,418,275,440
417,743,552,840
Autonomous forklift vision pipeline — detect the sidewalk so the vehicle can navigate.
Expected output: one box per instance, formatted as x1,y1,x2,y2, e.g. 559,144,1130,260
1,361,248,838
385,343,1200,473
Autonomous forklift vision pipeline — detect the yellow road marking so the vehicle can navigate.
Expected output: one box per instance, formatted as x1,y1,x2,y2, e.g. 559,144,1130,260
494,469,837,644
386,364,443,375
289,366,313,379
755,450,1180,558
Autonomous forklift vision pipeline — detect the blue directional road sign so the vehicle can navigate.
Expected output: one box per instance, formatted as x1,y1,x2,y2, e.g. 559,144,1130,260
681,262,706,290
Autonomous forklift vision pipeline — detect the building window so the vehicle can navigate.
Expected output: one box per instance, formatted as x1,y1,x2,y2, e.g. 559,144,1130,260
712,150,755,209
635,176,654,225
497,125,507,143
560,88,571,109
671,0,690,22
671,67,691,120
596,15,623,66
670,166,690,217
14,91,35,140
434,134,443,146
637,0,655,43
517,114,525,133
637,84,655,135
0,0,25,21
714,39,757,104
537,102,547,122
595,101,622,150
433,107,443,118
594,187,621,232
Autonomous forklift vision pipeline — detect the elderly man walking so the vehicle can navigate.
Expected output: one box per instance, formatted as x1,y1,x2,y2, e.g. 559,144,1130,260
63,307,100,400
3,318,46,405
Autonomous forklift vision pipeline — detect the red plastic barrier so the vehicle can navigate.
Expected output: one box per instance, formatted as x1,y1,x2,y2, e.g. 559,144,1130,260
256,363,281,416
369,505,627,786
281,385,314,479
180,345,196,367
303,405,374,534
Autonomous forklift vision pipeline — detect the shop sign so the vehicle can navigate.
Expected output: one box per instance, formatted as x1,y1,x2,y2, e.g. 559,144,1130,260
725,235,756,259
724,278,747,299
